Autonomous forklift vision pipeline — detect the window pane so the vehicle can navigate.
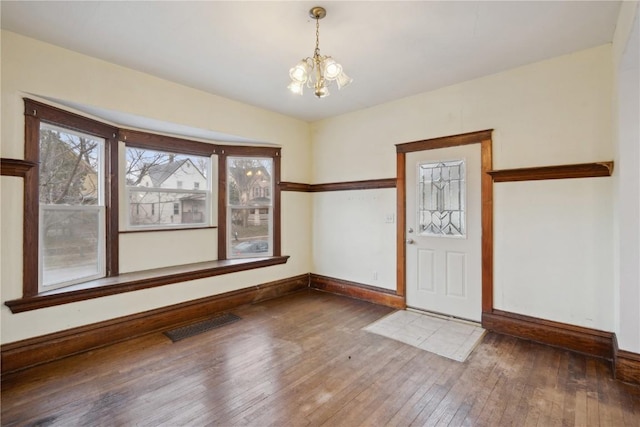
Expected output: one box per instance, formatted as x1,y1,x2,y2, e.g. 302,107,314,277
227,157,273,258
227,158,272,206
39,124,105,291
126,147,211,229
41,207,103,288
418,160,466,237
39,124,103,206
129,190,208,226
125,147,209,191
229,207,271,257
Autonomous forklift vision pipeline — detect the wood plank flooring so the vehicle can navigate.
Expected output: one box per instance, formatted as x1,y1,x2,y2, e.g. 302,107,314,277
2,289,639,426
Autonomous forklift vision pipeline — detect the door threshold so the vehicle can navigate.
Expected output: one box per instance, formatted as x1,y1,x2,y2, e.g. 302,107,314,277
405,306,481,327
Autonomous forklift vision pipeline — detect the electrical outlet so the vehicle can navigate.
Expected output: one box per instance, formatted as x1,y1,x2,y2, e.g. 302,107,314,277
372,271,378,280
384,213,395,223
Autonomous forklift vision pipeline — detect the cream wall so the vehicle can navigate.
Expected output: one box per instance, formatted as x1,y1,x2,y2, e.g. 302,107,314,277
311,45,615,331
612,1,640,353
313,189,396,291
0,31,312,344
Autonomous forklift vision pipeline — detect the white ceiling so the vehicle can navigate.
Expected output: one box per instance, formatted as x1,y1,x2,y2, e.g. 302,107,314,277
1,1,622,123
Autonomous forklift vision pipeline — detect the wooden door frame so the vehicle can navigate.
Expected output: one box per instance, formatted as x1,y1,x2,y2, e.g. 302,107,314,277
396,129,494,315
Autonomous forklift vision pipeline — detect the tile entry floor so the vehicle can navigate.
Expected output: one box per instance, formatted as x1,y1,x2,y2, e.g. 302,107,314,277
363,309,486,362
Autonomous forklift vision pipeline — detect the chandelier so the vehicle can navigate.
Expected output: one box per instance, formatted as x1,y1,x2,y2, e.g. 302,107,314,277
288,6,352,98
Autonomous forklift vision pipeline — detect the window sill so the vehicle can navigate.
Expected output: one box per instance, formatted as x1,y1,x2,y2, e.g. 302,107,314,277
5,256,289,313
120,225,218,234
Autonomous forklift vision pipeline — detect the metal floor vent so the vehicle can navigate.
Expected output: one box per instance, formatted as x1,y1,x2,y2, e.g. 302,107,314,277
163,313,241,342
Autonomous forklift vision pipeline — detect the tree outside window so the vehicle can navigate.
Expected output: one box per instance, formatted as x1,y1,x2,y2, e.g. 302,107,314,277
38,123,105,290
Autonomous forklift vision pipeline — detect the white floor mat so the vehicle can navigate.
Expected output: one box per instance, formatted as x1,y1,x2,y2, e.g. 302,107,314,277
363,310,486,362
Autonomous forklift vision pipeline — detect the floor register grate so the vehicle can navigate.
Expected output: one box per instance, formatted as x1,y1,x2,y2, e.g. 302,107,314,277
163,313,241,342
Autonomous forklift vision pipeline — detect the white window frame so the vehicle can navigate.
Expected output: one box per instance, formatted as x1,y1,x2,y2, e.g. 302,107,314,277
38,124,106,292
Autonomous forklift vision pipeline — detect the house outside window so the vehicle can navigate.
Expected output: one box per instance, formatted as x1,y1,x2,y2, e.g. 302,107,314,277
125,147,211,229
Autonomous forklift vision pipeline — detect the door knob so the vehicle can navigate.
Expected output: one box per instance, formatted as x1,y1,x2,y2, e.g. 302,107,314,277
406,238,415,244
407,228,414,233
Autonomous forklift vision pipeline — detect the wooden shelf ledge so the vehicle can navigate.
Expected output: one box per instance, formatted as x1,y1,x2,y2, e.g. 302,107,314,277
487,162,613,182
1,158,38,177
5,256,289,313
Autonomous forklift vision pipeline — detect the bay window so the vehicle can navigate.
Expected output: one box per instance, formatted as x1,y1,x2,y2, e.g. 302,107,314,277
16,98,282,309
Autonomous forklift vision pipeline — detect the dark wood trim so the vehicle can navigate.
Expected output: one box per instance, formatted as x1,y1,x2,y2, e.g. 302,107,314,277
480,138,494,313
24,99,119,139
106,132,119,277
216,148,281,259
0,158,38,177
396,153,406,297
1,274,309,375
22,99,121,296
273,152,282,256
614,349,640,385
23,113,40,297
310,178,396,192
218,152,228,260
119,226,218,234
5,256,290,313
119,129,218,156
396,130,493,315
396,129,494,153
221,146,281,157
279,181,312,192
120,130,281,159
279,179,396,193
487,161,614,182
482,309,615,360
309,273,405,309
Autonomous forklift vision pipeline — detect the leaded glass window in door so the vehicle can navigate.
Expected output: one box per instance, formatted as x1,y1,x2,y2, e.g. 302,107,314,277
418,160,466,237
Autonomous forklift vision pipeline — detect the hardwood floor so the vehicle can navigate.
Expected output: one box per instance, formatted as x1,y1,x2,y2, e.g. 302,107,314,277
2,289,639,426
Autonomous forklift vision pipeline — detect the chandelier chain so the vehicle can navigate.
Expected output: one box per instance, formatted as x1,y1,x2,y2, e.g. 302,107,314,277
314,17,321,57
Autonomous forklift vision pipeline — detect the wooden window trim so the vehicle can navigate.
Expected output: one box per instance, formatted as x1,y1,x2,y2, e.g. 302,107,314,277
18,98,283,308
119,129,218,157
5,256,290,313
217,147,282,259
119,226,218,234
23,99,120,297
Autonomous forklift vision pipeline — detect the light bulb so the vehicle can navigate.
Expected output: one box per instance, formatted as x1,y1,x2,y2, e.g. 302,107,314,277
322,58,342,80
288,80,304,95
289,60,310,83
336,71,353,89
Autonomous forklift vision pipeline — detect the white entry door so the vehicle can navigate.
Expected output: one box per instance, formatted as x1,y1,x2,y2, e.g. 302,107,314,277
405,144,482,322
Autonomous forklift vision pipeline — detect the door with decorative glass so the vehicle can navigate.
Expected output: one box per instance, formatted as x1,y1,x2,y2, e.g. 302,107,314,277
405,144,482,321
